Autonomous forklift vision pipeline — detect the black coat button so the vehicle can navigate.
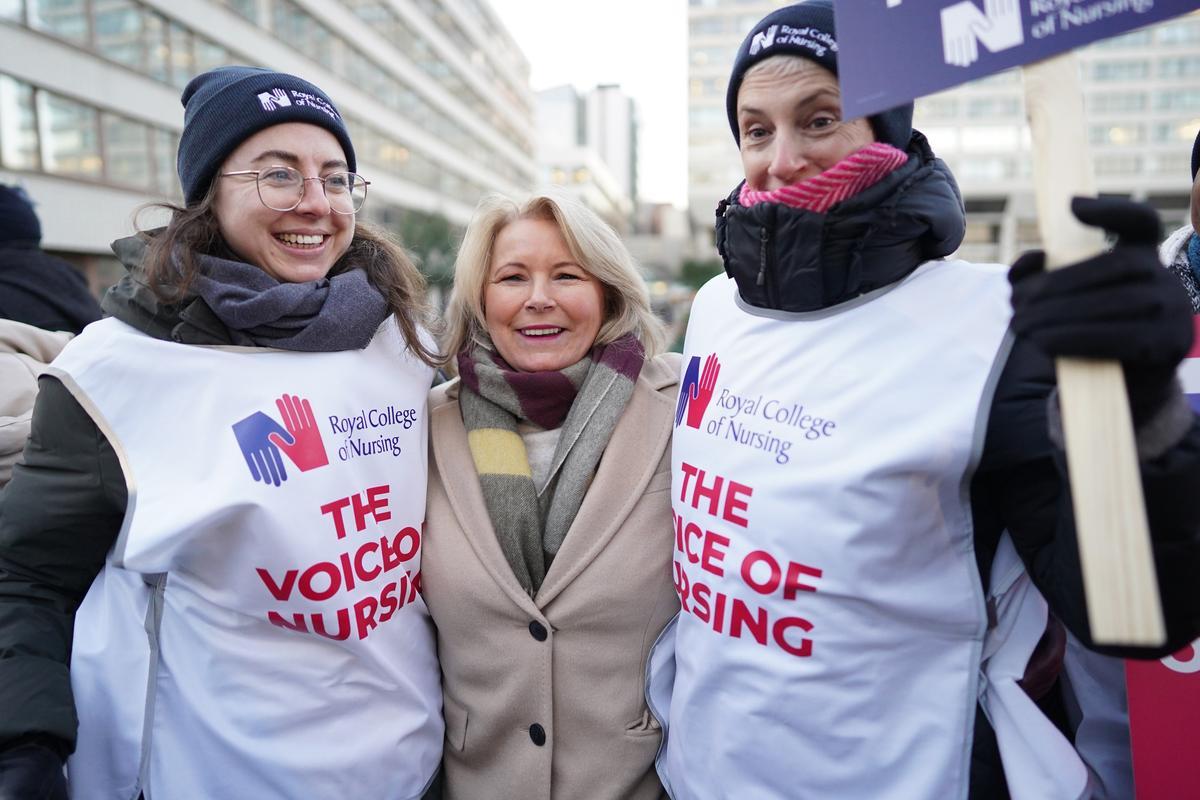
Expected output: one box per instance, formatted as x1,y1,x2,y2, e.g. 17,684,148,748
529,621,548,641
529,723,546,746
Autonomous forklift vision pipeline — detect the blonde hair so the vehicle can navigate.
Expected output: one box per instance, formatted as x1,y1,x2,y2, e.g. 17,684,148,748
442,192,667,370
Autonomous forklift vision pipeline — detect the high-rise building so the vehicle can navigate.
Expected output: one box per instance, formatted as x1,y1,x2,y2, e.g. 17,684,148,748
535,82,637,231
687,0,782,237
586,83,638,208
687,1,1200,262
0,0,536,289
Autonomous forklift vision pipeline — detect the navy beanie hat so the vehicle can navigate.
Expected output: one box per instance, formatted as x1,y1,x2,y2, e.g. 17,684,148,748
177,66,356,205
725,0,914,150
0,184,42,243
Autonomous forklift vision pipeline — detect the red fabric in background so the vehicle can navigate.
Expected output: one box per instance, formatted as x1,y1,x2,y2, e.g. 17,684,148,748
1127,640,1200,797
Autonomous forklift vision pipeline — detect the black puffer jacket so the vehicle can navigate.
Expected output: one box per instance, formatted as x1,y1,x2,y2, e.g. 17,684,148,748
712,132,1200,799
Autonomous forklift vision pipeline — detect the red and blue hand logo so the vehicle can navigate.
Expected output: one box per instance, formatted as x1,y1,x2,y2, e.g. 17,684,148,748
675,354,721,429
1183,316,1200,414
232,394,329,486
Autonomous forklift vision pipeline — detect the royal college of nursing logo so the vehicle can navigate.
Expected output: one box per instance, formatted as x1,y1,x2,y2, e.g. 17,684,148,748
675,354,722,430
232,394,329,487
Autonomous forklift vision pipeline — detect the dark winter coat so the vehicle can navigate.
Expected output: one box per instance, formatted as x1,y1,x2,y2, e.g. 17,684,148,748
0,244,101,335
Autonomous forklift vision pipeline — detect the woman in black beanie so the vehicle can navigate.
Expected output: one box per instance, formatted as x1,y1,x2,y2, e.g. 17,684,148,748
653,2,1200,798
0,66,444,798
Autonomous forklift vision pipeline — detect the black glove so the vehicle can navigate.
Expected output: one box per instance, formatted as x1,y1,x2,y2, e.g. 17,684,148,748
0,742,68,800
1009,196,1194,423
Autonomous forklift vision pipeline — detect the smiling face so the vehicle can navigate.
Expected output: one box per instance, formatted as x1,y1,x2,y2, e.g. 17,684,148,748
736,58,875,191
212,122,354,284
483,217,606,373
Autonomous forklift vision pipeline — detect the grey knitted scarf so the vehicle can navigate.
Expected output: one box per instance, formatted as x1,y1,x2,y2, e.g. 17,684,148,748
185,249,388,351
457,335,645,595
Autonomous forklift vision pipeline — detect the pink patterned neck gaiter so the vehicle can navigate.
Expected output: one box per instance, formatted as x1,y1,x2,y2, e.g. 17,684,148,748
739,142,909,214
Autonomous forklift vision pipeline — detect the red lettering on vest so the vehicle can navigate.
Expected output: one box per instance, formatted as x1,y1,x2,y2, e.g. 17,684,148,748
774,616,814,657
783,561,823,599
299,561,341,601
679,462,754,525
701,531,730,577
340,551,356,592
354,594,379,640
352,485,391,532
730,598,768,645
319,496,352,540
354,540,382,582
267,611,307,632
311,607,351,641
257,567,298,601
320,485,392,540
378,581,400,622
741,550,782,595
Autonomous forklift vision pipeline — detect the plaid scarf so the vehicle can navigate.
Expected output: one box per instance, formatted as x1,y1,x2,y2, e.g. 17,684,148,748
457,334,645,595
738,142,909,214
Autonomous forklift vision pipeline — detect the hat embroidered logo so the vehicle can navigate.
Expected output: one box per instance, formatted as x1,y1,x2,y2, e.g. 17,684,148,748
749,24,778,56
257,88,292,111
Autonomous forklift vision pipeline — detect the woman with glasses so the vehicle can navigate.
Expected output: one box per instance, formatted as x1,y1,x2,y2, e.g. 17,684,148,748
0,66,443,799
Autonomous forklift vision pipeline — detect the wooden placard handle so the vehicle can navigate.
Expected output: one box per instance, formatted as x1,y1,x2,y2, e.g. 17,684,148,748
1022,53,1165,646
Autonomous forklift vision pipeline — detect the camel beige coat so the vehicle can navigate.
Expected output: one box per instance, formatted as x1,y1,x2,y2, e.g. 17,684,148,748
423,352,681,800
0,320,71,486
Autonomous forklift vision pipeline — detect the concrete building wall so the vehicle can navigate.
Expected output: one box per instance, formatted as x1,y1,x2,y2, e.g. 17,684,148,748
0,0,536,288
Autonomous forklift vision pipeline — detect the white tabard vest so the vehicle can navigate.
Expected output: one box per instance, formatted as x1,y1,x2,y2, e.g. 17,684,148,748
50,318,442,800
655,261,1090,800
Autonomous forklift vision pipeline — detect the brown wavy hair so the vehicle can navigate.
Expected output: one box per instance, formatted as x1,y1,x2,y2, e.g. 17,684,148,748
136,181,442,367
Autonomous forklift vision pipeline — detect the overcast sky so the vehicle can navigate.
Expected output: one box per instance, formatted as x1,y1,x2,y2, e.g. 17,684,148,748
487,0,689,208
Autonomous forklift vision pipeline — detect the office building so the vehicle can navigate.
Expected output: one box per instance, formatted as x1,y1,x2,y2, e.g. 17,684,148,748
535,81,637,230
0,0,537,289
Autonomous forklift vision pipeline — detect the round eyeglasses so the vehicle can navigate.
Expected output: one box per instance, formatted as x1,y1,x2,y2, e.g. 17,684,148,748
218,165,370,214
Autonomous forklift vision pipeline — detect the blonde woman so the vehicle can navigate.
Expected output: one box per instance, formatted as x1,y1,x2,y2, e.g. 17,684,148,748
422,192,678,799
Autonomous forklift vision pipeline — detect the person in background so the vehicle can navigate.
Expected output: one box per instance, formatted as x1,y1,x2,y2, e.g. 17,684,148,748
0,185,102,492
422,192,677,799
0,320,72,488
653,2,1200,798
0,66,443,799
0,184,101,335
1159,128,1200,313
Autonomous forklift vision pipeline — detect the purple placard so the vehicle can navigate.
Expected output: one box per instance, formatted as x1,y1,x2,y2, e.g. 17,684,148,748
835,0,1200,120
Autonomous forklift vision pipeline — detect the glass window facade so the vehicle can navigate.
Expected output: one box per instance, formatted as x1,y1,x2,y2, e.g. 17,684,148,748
29,0,89,44
2,0,534,209
0,74,39,170
39,91,102,177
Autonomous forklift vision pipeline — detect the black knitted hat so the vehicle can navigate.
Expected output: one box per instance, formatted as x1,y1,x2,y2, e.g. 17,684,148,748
0,184,42,243
725,0,913,149
177,66,356,205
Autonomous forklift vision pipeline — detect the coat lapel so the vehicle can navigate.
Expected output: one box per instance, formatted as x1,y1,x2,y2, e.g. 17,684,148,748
430,390,542,614
534,371,674,607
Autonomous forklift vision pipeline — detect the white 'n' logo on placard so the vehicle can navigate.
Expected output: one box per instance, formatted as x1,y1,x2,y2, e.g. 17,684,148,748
940,0,1023,67
749,24,779,56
